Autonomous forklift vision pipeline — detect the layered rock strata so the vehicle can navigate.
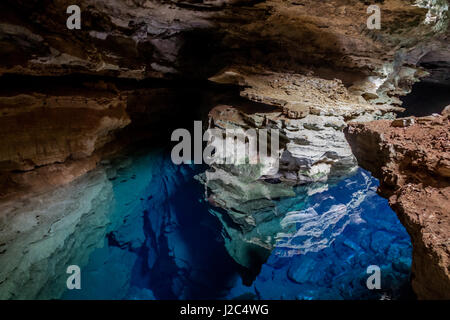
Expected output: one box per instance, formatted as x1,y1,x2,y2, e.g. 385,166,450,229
1,0,448,198
0,82,219,201
0,82,130,200
0,167,113,299
344,112,450,299
1,0,447,86
198,68,402,268
0,0,449,298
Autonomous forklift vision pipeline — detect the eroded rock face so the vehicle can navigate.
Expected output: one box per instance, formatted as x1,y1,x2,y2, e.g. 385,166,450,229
198,67,401,268
0,0,449,298
0,92,129,172
1,0,448,197
1,0,447,83
0,167,113,299
0,82,218,201
0,79,131,200
344,112,450,299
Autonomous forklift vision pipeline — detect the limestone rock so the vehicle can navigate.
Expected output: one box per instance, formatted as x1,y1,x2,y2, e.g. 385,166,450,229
0,0,449,298
0,0,447,199
199,67,404,268
345,115,450,299
0,168,114,299
442,104,450,117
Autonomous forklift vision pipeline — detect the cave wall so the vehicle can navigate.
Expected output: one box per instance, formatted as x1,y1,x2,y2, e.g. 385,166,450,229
1,0,448,192
345,112,450,299
0,0,449,299
1,0,448,196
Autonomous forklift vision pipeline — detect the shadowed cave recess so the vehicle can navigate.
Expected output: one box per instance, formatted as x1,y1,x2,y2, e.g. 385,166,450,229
0,0,449,300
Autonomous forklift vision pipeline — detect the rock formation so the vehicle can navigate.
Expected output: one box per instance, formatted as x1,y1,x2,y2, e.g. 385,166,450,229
198,67,401,268
1,0,448,197
0,0,449,299
345,111,450,299
224,168,413,300
0,81,130,200
0,167,113,299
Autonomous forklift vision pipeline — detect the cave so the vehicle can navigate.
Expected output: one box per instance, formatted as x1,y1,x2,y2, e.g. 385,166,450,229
400,81,450,117
0,0,449,302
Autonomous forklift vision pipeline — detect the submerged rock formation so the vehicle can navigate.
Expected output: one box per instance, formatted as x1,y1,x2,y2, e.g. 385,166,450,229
225,168,412,300
0,0,449,299
0,167,113,299
345,112,450,299
199,68,401,268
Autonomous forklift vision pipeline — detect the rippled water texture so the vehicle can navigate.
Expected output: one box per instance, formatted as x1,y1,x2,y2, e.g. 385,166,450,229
0,149,412,299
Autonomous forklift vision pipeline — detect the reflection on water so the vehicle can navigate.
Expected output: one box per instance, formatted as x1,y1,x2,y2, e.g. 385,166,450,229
0,149,412,300
0,169,113,299
228,170,413,299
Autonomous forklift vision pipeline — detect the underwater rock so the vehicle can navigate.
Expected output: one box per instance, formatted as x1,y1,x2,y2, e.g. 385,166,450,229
61,151,243,300
0,167,113,299
199,67,402,269
225,169,412,300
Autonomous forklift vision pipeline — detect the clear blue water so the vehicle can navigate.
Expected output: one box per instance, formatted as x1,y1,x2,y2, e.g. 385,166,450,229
62,149,412,300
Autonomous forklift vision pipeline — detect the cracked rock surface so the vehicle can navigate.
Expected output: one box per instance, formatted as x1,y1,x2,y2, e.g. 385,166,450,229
0,0,449,299
345,112,450,299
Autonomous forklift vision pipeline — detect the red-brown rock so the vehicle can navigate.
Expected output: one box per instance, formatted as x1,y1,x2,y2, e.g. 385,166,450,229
345,113,450,300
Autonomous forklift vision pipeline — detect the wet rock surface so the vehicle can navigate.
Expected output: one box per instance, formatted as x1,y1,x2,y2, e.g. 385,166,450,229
199,68,399,268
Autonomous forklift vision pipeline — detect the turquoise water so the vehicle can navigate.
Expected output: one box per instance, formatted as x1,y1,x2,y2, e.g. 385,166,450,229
61,149,412,300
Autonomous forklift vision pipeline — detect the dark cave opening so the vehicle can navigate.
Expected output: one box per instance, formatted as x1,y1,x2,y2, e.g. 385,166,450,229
399,81,450,117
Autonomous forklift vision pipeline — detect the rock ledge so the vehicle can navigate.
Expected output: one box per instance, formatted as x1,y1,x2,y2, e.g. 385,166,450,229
345,113,450,300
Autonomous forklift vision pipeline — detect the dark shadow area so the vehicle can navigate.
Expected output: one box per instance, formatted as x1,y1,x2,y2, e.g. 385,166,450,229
135,161,244,299
399,81,450,117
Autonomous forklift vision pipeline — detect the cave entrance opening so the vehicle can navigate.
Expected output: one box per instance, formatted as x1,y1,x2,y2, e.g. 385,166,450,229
399,81,450,117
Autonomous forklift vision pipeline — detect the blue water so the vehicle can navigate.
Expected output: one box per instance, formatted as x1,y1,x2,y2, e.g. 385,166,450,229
62,149,412,300
226,172,413,300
